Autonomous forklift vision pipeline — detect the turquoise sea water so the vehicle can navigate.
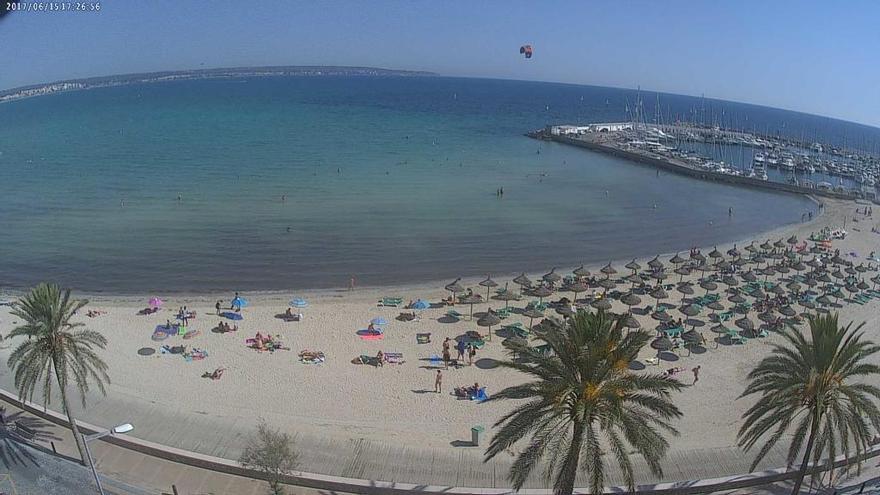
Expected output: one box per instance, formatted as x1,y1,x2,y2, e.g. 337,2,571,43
0,76,823,292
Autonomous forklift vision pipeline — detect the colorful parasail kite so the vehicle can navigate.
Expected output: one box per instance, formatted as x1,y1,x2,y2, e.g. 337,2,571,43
519,44,533,59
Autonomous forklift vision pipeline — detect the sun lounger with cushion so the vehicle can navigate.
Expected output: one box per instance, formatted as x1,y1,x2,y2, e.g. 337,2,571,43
446,309,463,319
379,297,404,307
416,333,431,344
384,352,404,364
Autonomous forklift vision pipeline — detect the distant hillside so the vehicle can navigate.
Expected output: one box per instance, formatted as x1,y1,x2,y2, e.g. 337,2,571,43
0,66,436,102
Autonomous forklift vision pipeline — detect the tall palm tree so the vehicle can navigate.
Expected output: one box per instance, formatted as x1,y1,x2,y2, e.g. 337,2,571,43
7,283,110,465
484,310,683,495
738,313,880,494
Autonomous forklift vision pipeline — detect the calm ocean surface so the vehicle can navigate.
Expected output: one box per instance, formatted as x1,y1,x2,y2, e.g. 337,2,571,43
0,76,842,293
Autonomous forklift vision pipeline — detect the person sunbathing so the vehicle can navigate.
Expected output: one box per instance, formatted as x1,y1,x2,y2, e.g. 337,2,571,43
285,307,294,317
204,367,226,380
376,350,384,367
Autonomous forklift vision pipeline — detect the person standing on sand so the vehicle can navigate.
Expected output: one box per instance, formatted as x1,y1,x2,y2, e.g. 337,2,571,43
442,347,451,369
349,275,356,291
456,339,466,361
692,365,701,385
435,370,442,393
468,344,476,366
215,300,221,315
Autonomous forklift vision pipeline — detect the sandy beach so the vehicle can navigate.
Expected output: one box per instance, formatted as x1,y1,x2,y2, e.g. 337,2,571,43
0,197,878,473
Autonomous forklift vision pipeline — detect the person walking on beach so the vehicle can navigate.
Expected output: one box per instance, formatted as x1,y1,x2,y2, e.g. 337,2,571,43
215,300,221,315
434,370,443,393
691,365,701,385
349,275,356,291
456,339,466,361
468,344,476,366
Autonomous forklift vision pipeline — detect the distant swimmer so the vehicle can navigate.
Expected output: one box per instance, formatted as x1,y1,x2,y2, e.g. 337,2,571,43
337,168,341,174
286,226,291,233
120,199,125,208
177,193,182,201
282,194,286,202
653,204,657,209
728,207,733,216
605,190,609,197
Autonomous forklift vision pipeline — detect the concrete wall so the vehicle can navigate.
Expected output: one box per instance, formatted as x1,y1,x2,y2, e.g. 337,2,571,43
3,389,879,495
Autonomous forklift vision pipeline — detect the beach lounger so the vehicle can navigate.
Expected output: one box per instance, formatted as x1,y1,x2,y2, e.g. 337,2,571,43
416,333,431,344
446,309,463,319
502,322,528,339
429,354,442,368
493,307,511,319
378,297,404,307
533,344,552,356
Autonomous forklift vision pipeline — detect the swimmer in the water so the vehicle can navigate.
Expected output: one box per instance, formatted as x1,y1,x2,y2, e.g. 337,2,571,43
282,194,286,202
286,226,291,233
177,193,182,201
653,204,657,209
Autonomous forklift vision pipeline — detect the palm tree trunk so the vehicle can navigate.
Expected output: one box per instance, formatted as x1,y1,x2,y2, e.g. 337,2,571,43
557,421,585,495
790,410,821,495
54,360,89,466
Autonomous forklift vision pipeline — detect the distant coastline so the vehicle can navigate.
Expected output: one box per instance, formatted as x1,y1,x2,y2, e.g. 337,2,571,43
0,65,436,103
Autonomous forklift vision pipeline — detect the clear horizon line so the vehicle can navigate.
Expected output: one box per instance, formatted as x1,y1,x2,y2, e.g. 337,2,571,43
3,64,879,132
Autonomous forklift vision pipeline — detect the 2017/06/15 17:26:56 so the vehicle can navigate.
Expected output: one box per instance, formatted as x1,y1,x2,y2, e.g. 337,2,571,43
5,1,101,12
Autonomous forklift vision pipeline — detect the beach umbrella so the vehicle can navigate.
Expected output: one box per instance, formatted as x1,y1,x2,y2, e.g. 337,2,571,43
530,285,554,304
857,280,870,291
845,284,859,294
760,240,773,252
411,299,430,310
800,299,816,311
623,274,641,288
845,266,857,276
682,329,702,346
625,259,642,274
522,307,545,330
370,317,388,326
600,262,617,278
855,264,868,273
706,301,724,313
711,323,730,335
709,247,723,262
699,280,718,293
816,294,832,306
775,265,791,275
513,273,532,294
647,256,664,271
495,287,521,308
792,261,807,272
786,281,802,294
736,317,755,333
787,235,798,245
477,311,501,341
460,294,484,319
669,253,686,265
542,268,561,284
817,273,833,284
290,297,308,308
651,270,668,281
779,305,797,317
727,245,741,258
695,263,713,275
873,275,880,289
676,282,694,298
445,278,465,301
751,288,767,300
650,336,673,352
573,265,591,278
832,269,845,279
674,266,691,282
232,296,248,308
716,260,732,272
770,284,786,296
555,306,575,318
741,271,758,283
692,252,707,264
773,239,786,249
806,258,822,269
734,258,750,267
650,286,668,308
597,278,616,294
728,293,746,305
479,276,499,301
758,311,777,323
621,313,641,329
803,277,818,288
148,297,163,308
831,255,846,265
722,275,739,287
679,304,701,318
591,298,612,311
620,292,641,307
761,267,776,281
652,310,672,322
566,280,590,300
745,243,758,254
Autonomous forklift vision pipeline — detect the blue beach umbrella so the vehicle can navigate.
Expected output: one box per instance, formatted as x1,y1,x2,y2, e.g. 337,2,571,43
411,299,430,310
231,296,248,308
370,317,388,326
291,298,308,308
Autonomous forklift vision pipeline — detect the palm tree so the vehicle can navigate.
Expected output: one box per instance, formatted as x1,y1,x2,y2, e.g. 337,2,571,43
6,283,110,465
738,313,880,494
484,310,684,495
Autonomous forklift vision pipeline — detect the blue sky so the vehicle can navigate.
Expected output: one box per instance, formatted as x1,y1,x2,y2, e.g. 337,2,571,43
2,0,878,126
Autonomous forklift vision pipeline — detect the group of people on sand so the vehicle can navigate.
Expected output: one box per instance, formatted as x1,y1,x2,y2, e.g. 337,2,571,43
251,331,280,351
441,337,478,368
216,320,238,333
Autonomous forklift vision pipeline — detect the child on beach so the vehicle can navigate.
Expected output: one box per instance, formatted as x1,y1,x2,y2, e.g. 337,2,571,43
434,370,442,393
